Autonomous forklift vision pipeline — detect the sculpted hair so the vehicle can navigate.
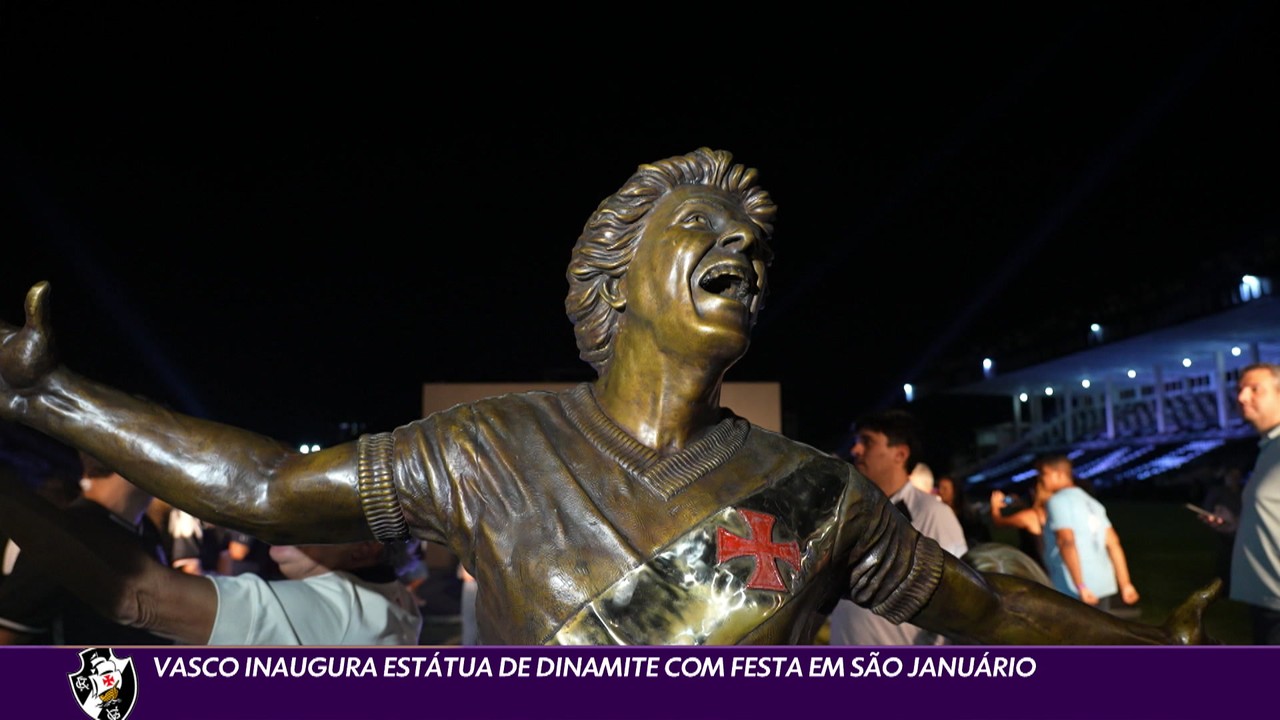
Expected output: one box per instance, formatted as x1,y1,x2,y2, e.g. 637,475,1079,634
565,147,777,375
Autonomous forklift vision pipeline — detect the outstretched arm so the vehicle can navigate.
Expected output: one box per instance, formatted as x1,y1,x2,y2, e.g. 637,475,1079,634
912,554,1217,645
0,474,217,644
0,282,370,543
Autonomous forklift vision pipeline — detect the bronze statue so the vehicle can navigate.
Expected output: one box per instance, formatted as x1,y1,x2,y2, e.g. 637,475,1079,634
0,147,1218,644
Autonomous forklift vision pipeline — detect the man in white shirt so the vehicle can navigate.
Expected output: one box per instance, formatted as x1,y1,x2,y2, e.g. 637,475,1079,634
827,409,968,645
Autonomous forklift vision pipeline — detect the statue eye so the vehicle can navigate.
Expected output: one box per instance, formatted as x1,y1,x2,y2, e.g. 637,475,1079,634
681,212,710,228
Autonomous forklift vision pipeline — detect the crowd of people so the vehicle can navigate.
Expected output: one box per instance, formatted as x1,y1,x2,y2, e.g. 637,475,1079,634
0,448,435,645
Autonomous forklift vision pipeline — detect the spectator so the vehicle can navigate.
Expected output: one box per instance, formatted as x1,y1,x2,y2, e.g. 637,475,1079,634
218,530,281,579
146,497,213,575
990,479,1050,568
0,451,172,645
937,474,991,547
1196,465,1245,587
908,461,935,495
1038,453,1140,612
1229,362,1280,644
828,409,968,645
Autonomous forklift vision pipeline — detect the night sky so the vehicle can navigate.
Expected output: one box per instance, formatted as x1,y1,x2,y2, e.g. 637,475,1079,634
2,4,1276,461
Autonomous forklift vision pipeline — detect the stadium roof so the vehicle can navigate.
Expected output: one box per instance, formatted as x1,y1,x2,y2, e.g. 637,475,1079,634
946,293,1279,399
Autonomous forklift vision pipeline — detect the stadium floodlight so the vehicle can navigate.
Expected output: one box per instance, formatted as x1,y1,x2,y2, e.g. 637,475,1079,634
1241,275,1262,301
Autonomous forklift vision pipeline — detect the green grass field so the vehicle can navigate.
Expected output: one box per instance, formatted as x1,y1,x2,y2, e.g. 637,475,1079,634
1101,499,1250,644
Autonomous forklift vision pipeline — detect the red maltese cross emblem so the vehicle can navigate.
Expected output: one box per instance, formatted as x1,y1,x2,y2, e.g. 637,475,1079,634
716,508,802,592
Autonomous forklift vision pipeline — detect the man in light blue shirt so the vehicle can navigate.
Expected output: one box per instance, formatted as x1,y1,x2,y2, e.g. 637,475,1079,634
1040,453,1140,612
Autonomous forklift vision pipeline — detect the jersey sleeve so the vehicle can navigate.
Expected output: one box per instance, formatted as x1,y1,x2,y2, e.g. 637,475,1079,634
838,471,947,624
356,400,496,566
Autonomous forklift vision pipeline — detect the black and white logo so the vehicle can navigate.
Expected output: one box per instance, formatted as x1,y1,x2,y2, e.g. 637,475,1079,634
68,648,138,720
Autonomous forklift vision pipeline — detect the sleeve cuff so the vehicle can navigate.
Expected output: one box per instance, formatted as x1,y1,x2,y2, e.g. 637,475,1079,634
357,432,410,542
871,534,946,624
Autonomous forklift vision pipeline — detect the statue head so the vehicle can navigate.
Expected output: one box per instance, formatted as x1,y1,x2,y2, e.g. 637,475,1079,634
565,148,776,376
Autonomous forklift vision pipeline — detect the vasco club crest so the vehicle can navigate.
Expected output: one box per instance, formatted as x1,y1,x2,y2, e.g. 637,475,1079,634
67,648,138,720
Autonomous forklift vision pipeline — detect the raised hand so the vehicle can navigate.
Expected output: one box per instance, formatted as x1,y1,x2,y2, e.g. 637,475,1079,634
0,282,59,412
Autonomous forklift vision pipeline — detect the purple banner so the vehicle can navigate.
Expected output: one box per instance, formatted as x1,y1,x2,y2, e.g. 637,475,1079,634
3,644,1270,719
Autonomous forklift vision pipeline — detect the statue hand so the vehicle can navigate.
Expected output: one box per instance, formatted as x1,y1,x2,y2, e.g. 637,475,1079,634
0,282,59,404
1161,577,1223,645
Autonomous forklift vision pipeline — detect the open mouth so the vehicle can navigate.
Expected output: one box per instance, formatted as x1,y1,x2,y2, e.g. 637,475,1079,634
697,261,759,303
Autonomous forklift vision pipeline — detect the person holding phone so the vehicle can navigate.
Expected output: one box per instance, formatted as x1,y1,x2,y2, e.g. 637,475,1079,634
990,480,1050,570
1230,362,1280,644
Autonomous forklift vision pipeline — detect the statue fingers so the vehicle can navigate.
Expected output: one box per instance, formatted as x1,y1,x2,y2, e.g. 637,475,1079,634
1193,577,1223,609
25,279,52,330
1164,577,1223,644
2,281,59,388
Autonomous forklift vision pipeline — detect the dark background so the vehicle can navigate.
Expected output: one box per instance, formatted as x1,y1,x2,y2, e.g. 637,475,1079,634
2,3,1276,464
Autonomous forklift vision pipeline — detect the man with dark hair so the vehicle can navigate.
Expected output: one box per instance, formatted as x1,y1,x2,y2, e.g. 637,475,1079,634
0,147,1217,645
828,409,968,645
1230,362,1280,643
1037,453,1140,612
0,451,172,645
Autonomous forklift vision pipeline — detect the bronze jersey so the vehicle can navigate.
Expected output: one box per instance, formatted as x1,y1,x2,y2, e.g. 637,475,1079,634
373,384,943,645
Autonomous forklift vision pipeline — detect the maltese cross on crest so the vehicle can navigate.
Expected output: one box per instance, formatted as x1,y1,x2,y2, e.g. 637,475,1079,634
716,508,802,591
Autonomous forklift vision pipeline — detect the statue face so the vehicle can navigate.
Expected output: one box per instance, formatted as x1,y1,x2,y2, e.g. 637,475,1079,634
618,184,769,365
